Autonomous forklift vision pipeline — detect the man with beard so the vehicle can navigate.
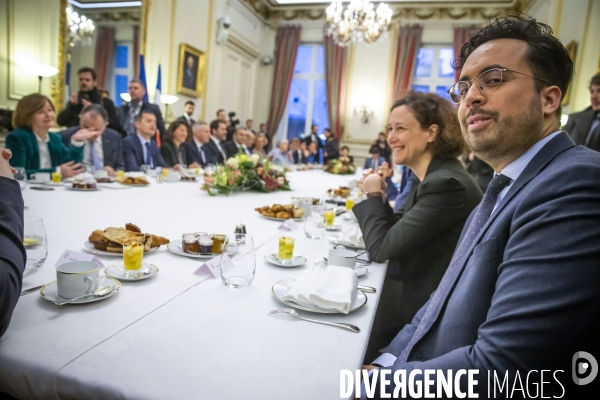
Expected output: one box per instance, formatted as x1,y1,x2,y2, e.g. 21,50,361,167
359,15,599,399
57,67,120,131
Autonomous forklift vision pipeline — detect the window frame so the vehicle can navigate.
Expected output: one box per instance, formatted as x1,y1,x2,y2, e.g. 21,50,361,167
411,44,455,100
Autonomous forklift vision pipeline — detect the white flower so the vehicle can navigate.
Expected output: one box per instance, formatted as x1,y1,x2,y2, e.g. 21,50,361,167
250,153,260,166
271,164,283,173
226,157,239,169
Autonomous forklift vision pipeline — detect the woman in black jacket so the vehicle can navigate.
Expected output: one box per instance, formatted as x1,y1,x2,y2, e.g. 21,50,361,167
322,128,339,164
160,120,199,168
354,91,482,361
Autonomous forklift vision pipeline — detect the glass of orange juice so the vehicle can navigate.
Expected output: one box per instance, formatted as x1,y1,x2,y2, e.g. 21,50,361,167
278,236,294,264
123,242,144,277
345,197,355,210
323,209,335,226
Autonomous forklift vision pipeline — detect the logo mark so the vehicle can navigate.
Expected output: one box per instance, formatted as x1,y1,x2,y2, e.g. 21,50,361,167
572,351,598,385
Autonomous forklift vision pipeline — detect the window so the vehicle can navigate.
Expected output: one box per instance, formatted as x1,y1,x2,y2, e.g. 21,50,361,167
411,45,455,102
109,42,133,106
278,44,329,141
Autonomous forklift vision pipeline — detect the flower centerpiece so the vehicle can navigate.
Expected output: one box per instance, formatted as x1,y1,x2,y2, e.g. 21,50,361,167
325,157,355,175
202,152,291,195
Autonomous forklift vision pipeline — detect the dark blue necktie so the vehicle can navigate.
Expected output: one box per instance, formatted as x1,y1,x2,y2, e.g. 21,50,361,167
145,142,154,167
397,173,512,362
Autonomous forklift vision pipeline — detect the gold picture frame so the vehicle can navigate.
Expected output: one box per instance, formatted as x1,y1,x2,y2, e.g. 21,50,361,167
561,40,578,106
177,43,205,97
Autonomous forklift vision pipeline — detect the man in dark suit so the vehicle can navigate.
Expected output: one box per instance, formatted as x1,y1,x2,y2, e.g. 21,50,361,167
290,137,306,164
223,127,250,158
57,67,120,132
361,16,600,398
363,145,386,170
178,101,196,128
117,80,166,141
304,124,323,162
185,121,217,167
122,111,169,172
59,104,125,174
563,72,600,152
0,147,25,338
205,120,228,164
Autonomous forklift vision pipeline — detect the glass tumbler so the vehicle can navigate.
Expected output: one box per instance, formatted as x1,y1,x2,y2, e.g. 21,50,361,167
24,216,48,268
304,206,325,239
220,234,255,289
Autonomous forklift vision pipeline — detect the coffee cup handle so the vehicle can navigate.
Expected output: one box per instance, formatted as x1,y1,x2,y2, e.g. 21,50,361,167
84,276,95,294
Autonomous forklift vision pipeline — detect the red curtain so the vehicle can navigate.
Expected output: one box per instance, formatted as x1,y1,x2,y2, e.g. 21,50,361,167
324,32,347,140
93,27,115,89
391,25,422,102
453,26,481,82
266,26,301,148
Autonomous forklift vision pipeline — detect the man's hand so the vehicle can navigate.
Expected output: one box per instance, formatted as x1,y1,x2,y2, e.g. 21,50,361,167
0,148,16,179
69,93,79,105
188,162,201,169
103,166,115,177
173,164,183,172
80,98,92,108
60,161,85,178
72,128,100,142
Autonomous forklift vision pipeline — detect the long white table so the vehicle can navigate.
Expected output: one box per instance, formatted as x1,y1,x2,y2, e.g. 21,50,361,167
0,170,387,399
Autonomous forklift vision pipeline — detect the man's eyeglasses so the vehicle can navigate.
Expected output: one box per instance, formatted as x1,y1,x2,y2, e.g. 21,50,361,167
447,68,548,104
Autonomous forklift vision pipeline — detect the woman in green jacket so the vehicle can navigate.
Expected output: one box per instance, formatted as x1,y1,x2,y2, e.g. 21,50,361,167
6,94,91,178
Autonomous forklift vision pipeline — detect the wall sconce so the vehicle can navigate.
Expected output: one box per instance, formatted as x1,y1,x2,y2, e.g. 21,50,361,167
23,62,59,93
160,94,179,123
354,104,374,124
120,93,131,102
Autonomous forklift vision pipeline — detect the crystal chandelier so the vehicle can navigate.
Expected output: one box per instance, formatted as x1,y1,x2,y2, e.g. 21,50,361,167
326,0,393,46
66,6,95,47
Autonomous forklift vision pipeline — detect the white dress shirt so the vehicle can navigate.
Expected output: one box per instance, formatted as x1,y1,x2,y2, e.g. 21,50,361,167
35,134,51,169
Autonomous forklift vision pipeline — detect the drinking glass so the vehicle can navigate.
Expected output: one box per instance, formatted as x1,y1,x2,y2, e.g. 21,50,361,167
205,164,215,175
220,234,255,289
278,236,294,264
123,242,144,278
24,216,48,268
140,164,151,175
13,167,26,181
345,197,355,210
304,206,325,239
323,209,335,226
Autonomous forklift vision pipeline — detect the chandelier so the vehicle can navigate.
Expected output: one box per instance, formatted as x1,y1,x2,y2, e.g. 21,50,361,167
66,6,95,47
326,0,393,46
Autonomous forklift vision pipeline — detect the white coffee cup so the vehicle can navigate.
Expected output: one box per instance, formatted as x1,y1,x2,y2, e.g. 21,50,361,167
167,171,180,182
327,248,357,268
94,170,108,179
56,261,99,299
31,172,50,183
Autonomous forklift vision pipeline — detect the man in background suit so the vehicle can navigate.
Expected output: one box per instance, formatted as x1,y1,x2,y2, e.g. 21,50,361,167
0,147,25,338
563,72,600,152
205,119,228,164
185,121,217,167
290,137,306,164
223,127,250,158
117,80,166,141
363,145,386,170
178,101,196,128
59,104,124,175
122,111,169,172
304,124,322,162
361,16,600,398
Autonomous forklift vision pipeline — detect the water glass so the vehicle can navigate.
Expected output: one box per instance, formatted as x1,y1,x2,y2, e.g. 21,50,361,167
140,164,151,175
304,206,325,239
13,167,26,181
220,234,255,289
24,216,48,268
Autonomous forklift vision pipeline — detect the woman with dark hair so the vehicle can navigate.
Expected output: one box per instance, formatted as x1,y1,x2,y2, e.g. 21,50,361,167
354,91,482,361
322,128,339,163
160,120,199,168
6,94,93,178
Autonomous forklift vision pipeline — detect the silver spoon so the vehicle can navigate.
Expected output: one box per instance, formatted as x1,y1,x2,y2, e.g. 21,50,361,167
53,286,114,305
268,308,361,333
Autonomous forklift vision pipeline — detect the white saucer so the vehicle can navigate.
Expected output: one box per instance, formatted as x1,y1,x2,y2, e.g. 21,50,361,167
66,186,100,191
314,259,367,277
325,224,342,231
264,253,307,267
40,276,120,305
329,233,365,249
271,277,367,314
82,241,158,256
104,262,158,281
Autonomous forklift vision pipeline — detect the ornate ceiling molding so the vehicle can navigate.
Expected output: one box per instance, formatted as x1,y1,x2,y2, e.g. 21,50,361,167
84,10,141,22
240,0,534,23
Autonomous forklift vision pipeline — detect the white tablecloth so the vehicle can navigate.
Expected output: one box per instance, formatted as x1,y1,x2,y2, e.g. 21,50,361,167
0,170,387,399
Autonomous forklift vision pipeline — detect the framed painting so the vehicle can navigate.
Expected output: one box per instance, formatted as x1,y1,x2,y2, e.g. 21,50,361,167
177,43,205,97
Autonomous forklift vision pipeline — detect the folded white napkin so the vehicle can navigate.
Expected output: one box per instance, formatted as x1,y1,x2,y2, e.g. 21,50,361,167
283,263,358,314
67,172,94,181
338,225,365,247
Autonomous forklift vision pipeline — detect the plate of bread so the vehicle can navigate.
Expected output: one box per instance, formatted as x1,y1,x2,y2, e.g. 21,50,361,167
255,204,305,221
115,175,150,186
327,187,351,198
84,223,170,256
